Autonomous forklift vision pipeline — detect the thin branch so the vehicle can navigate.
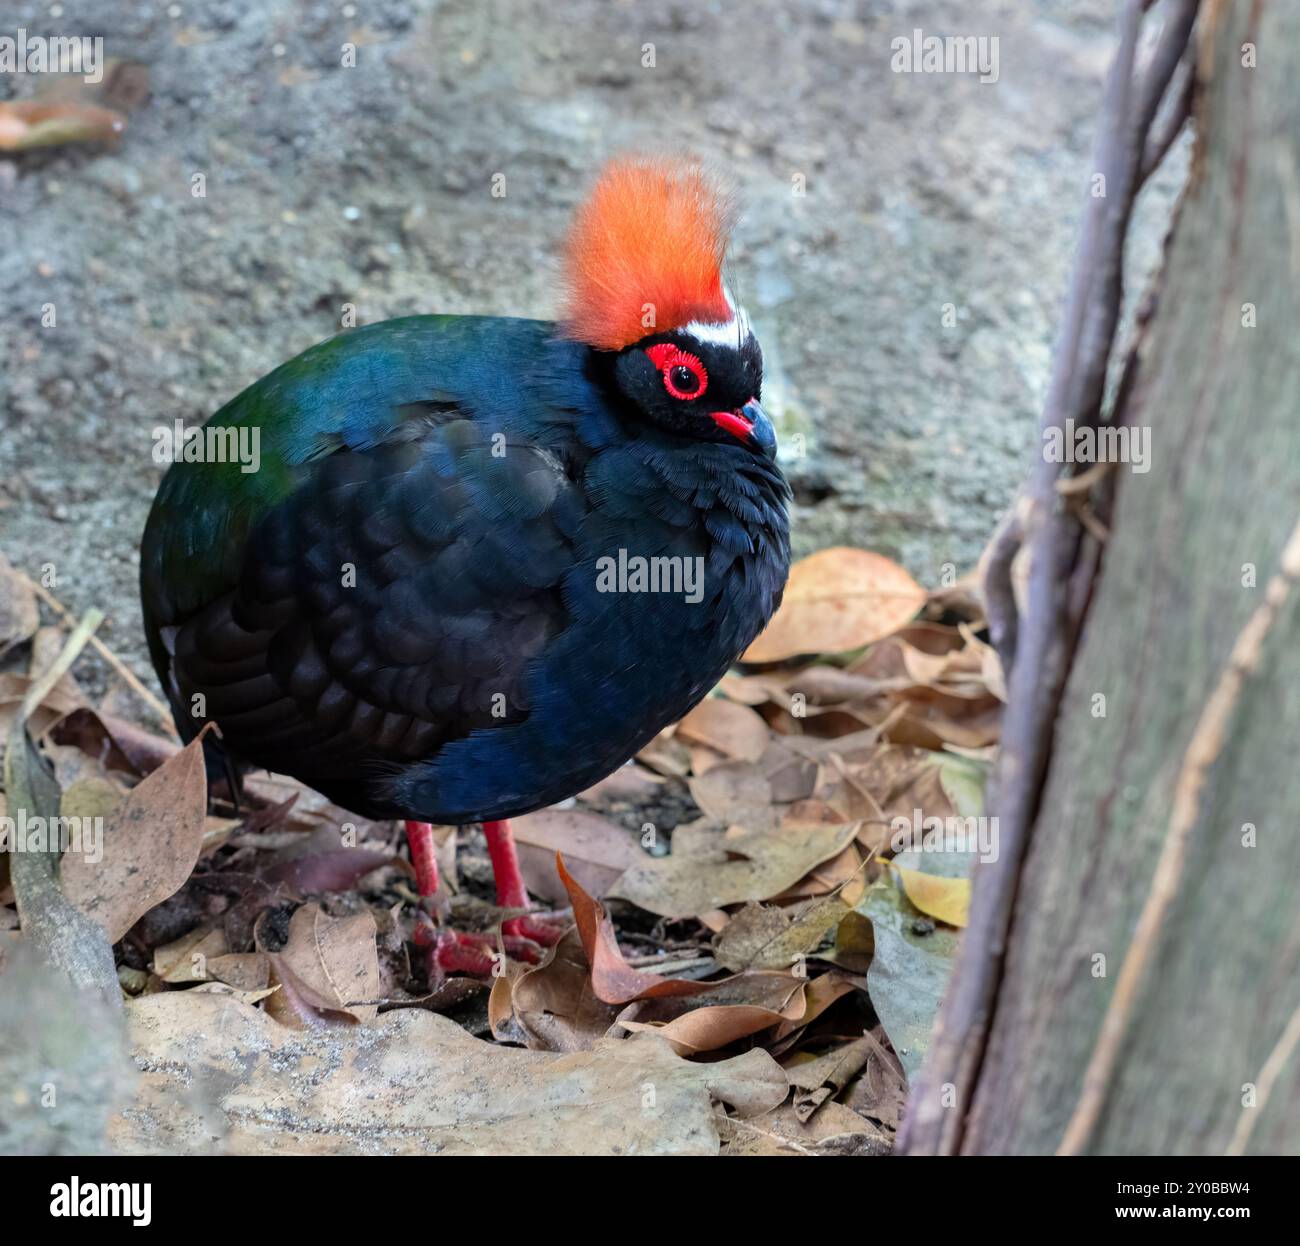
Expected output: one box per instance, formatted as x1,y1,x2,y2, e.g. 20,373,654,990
1226,1001,1300,1157
1058,514,1300,1154
1141,60,1194,183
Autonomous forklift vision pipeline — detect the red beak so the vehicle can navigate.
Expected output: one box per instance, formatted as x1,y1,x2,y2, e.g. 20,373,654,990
710,408,754,442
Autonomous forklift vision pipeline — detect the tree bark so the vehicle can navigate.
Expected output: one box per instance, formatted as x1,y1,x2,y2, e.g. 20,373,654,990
913,0,1300,1155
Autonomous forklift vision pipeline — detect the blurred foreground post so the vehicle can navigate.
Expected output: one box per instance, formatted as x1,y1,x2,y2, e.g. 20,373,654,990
903,0,1300,1154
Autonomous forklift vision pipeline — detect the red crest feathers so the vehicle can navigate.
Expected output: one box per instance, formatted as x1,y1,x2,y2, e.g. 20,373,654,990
561,155,736,351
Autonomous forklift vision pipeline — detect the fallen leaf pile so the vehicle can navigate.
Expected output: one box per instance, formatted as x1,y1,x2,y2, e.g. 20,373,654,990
0,546,1001,1156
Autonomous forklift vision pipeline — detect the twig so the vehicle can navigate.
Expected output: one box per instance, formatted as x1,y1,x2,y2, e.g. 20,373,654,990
1140,60,1194,182
1058,515,1300,1154
1226,1001,1300,1157
19,608,104,721
19,570,178,736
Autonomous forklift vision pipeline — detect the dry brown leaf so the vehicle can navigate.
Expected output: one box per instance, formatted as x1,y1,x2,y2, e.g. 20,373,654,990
785,1036,874,1121
676,698,771,763
620,970,808,1055
206,952,271,991
609,820,860,919
713,896,849,972
744,547,926,663
272,902,380,1023
112,992,788,1155
760,740,819,804
152,925,229,983
0,99,125,150
511,808,643,902
60,727,209,943
577,763,666,807
770,969,865,1043
491,927,622,1051
240,771,391,841
0,672,83,750
687,743,726,775
558,855,711,1005
770,840,867,903
634,729,692,777
722,1100,891,1156
258,827,394,894
688,761,776,832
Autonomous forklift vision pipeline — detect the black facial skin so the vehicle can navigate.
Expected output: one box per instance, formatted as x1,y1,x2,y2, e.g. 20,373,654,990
608,328,764,445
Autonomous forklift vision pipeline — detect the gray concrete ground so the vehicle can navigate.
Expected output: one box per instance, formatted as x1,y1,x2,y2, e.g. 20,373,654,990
0,0,1184,702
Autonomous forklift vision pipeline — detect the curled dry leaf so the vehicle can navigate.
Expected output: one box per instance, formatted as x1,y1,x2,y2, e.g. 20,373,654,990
619,970,807,1055
490,927,622,1051
0,99,126,150
113,992,788,1155
558,853,710,1006
48,707,177,779
785,1036,874,1122
59,725,210,944
743,547,926,663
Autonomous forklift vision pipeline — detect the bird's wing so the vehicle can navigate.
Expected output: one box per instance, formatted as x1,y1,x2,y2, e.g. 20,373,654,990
139,319,588,801
157,413,581,796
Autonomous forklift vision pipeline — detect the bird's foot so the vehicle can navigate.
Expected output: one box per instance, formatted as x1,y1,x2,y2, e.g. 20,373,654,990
412,917,563,977
501,910,569,948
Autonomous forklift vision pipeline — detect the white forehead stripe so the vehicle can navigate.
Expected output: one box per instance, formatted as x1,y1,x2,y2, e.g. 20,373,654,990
682,301,752,349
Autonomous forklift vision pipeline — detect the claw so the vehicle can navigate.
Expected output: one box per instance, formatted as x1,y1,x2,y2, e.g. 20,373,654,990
420,927,555,979
502,911,569,947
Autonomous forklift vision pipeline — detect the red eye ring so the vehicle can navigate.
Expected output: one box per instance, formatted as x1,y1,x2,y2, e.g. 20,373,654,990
645,343,708,401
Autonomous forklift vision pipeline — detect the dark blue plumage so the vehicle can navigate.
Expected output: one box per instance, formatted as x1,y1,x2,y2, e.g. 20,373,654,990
141,314,790,824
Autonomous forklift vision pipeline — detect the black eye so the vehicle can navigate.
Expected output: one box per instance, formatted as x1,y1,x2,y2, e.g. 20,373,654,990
670,364,700,395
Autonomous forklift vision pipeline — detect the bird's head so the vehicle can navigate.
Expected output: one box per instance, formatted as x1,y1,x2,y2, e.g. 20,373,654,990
561,155,773,457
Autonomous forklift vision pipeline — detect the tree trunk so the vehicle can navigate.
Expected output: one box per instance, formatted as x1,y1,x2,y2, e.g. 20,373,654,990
924,1,1300,1155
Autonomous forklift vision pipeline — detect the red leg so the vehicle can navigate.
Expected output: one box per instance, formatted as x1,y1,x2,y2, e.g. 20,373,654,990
482,819,528,909
404,820,440,897
407,819,564,975
482,819,566,946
